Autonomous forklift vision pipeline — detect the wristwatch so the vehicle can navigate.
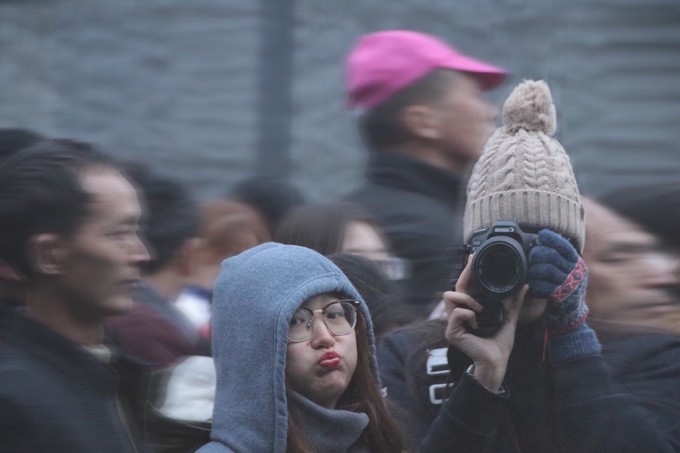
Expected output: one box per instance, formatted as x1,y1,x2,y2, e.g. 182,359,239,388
466,364,507,396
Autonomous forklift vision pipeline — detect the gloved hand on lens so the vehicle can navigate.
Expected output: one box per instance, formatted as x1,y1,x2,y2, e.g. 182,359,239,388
527,229,589,335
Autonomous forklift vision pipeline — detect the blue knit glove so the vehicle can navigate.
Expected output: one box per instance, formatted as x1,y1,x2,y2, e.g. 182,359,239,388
527,229,589,334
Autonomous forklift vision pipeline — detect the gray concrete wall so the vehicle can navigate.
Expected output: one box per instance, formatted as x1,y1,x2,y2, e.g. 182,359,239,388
2,0,679,201
0,0,260,199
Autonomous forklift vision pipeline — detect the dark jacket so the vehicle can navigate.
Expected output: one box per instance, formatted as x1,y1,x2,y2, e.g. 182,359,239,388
0,301,14,343
378,320,677,452
593,323,680,450
346,151,465,320
0,314,150,452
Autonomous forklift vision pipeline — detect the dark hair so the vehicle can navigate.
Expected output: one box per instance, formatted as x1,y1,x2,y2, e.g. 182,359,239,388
230,176,306,235
598,183,680,251
0,139,119,279
122,162,199,274
0,128,45,160
274,201,389,256
359,69,457,151
286,308,405,452
328,253,400,339
339,311,405,451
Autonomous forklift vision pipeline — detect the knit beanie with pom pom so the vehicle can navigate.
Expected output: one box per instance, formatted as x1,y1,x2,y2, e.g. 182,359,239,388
463,80,586,252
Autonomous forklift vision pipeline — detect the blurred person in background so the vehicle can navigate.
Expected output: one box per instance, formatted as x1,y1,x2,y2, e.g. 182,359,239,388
329,253,401,340
0,127,46,342
582,197,680,335
229,174,307,237
344,30,506,321
143,200,270,452
174,199,270,339
106,162,208,368
581,197,680,447
599,182,680,274
0,140,150,452
275,200,409,281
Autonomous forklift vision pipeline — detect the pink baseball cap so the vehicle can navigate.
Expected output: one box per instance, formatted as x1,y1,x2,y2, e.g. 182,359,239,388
346,30,507,110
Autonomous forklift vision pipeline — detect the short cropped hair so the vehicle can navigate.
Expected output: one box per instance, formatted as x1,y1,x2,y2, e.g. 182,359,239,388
0,139,119,278
358,69,456,151
0,128,45,160
599,183,680,251
123,162,199,274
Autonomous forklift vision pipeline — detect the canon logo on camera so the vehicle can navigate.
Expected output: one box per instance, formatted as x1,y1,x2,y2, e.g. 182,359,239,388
493,226,515,233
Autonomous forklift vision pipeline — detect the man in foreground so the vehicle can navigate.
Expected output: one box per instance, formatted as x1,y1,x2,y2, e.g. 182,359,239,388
0,140,150,452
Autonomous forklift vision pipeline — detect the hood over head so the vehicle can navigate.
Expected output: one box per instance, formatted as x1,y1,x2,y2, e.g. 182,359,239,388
200,242,377,453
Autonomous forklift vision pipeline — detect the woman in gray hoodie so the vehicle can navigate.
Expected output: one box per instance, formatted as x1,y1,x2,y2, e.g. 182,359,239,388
198,242,404,453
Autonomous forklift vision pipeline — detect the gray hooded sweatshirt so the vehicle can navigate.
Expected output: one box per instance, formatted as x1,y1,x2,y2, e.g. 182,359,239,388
198,242,380,453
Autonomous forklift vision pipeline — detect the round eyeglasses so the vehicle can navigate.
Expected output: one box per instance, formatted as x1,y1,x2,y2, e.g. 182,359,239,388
287,300,360,343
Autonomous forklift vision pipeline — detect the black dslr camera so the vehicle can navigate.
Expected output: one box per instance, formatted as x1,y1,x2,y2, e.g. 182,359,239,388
465,220,538,337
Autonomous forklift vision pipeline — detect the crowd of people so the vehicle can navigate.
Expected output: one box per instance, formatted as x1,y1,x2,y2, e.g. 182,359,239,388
1,29,679,453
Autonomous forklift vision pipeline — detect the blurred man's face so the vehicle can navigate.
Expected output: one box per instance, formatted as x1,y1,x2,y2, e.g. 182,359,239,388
433,72,499,165
583,201,680,333
57,168,149,320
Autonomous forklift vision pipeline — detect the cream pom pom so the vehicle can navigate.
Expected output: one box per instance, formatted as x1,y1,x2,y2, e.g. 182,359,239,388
502,79,556,136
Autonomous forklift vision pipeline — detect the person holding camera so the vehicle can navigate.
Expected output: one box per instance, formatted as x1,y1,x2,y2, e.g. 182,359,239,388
377,80,676,452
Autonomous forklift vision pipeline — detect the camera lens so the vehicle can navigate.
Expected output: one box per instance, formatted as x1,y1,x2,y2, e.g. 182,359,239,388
473,237,527,297
477,247,520,289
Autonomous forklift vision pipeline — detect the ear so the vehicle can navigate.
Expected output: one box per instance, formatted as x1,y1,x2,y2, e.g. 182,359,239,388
401,104,442,140
29,234,68,275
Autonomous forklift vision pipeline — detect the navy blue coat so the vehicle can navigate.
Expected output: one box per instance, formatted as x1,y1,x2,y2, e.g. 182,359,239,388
378,320,678,452
346,151,465,320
